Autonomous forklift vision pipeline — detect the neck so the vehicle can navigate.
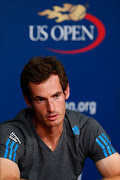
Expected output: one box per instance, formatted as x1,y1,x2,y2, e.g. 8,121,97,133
33,119,63,151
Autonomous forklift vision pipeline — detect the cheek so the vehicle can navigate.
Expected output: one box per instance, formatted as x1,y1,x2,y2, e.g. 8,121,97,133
57,98,66,112
56,98,65,106
32,104,46,116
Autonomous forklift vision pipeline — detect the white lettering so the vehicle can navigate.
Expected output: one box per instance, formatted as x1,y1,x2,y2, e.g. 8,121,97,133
51,25,64,41
81,25,95,40
65,102,76,111
78,101,89,112
65,101,97,115
89,101,96,115
63,26,72,41
72,25,81,41
29,25,48,41
9,132,21,144
29,25,95,41
51,25,95,41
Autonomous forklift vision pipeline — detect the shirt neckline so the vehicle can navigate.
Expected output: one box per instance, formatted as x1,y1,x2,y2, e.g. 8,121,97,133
27,109,66,153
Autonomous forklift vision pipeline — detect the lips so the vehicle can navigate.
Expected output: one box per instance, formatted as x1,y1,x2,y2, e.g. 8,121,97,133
46,114,59,121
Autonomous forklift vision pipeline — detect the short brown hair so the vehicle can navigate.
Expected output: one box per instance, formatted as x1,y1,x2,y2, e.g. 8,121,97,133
20,56,69,101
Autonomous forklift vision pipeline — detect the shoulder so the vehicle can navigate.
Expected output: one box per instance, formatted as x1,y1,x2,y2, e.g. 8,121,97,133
65,109,103,137
0,108,31,130
0,108,35,145
65,109,98,128
0,108,37,164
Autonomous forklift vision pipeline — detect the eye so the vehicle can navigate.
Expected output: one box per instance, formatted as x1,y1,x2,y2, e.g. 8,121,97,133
55,94,59,98
37,98,44,103
54,93,61,99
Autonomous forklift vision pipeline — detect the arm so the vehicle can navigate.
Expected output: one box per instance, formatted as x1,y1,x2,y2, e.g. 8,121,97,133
0,158,28,180
102,176,120,180
95,153,120,180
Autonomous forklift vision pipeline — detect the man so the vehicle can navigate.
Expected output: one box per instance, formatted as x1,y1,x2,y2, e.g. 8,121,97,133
0,56,120,180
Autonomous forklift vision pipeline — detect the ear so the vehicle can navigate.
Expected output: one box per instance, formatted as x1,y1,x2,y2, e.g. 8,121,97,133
24,96,32,108
64,84,70,100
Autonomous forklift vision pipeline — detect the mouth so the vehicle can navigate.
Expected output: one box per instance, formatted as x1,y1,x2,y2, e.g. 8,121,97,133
46,114,59,121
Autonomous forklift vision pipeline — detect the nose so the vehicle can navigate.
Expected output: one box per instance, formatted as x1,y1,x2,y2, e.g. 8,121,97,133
47,99,55,112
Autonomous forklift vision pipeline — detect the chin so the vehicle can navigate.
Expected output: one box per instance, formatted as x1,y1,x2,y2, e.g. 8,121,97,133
47,120,63,127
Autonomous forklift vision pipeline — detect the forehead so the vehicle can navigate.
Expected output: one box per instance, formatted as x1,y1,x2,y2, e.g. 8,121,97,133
29,75,62,96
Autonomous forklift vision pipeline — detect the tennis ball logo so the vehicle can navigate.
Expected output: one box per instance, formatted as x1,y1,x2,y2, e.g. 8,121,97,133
69,5,86,21
38,3,87,22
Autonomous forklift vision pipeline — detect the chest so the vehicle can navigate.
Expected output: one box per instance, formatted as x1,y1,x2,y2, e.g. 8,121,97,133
19,133,85,180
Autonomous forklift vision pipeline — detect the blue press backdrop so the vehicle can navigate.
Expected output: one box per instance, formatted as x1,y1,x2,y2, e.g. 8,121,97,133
1,0,120,179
